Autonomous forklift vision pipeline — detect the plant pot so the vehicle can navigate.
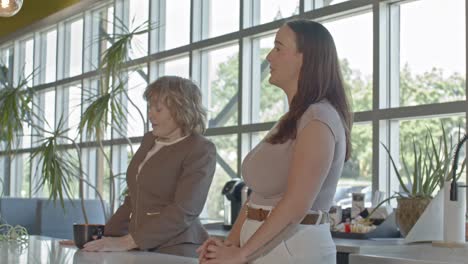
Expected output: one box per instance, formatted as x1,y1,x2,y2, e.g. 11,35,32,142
395,197,431,237
73,224,105,249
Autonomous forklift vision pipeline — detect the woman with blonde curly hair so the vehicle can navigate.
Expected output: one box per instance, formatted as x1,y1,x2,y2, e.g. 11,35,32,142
82,76,217,258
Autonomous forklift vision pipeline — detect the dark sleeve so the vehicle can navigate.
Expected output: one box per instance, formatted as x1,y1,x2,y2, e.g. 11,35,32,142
104,132,154,237
104,195,132,237
131,139,217,250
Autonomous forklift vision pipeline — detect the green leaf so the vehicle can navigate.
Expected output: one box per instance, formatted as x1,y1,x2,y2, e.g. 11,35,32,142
381,142,411,194
411,138,418,195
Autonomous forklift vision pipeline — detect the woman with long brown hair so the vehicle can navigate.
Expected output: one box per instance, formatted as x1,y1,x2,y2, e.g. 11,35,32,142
198,19,352,264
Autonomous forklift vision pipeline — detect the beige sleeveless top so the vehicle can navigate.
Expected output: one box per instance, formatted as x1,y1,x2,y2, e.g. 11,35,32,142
242,100,346,211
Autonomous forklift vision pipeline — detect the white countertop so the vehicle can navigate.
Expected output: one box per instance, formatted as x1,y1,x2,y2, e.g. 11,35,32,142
207,224,468,263
205,222,405,254
349,243,468,264
5,234,464,264
333,238,405,254
1,236,198,264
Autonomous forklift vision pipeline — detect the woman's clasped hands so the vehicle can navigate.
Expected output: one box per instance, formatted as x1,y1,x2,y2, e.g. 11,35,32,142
196,237,247,264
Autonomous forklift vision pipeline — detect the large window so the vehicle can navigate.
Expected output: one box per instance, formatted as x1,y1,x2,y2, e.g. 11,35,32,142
247,0,299,27
205,134,238,219
18,37,34,86
202,44,239,128
394,116,466,194
244,34,288,124
126,67,148,138
65,18,84,78
305,0,352,10
398,0,465,107
158,56,190,78
60,83,82,140
0,0,466,221
40,29,57,84
325,12,373,112
337,123,372,207
153,0,191,51
0,45,13,85
10,154,30,198
202,0,239,39
128,0,149,59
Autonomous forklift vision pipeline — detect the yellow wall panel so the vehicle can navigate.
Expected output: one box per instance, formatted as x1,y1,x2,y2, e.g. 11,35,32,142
0,0,80,38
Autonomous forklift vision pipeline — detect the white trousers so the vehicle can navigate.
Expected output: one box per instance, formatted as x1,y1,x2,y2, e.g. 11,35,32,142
240,203,336,264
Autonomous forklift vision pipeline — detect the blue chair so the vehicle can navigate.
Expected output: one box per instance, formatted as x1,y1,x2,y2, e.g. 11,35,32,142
0,197,40,235
37,199,106,239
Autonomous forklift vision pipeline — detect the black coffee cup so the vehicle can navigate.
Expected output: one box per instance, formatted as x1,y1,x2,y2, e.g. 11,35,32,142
73,224,105,249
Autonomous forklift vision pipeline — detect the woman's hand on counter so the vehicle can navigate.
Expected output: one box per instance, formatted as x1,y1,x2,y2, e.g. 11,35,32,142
82,234,137,252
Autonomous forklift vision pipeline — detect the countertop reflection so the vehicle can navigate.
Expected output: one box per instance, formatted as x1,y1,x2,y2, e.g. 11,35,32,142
0,236,198,264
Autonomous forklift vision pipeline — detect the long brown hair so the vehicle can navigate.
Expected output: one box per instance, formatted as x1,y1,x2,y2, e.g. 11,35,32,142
267,19,352,161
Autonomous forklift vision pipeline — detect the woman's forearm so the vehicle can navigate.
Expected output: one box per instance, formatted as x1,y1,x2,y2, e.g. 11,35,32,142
124,234,138,249
239,197,308,261
225,202,248,246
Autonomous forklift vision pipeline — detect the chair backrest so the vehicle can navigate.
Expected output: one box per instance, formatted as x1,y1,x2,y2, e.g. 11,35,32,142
0,197,40,235
37,199,106,239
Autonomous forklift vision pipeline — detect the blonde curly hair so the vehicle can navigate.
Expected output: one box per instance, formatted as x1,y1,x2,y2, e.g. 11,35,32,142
144,76,207,135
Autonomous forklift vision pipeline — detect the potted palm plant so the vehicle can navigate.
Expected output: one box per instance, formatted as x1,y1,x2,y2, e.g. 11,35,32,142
0,17,154,245
0,64,107,236
0,64,35,151
378,124,466,236
78,17,151,214
72,18,154,247
0,65,35,242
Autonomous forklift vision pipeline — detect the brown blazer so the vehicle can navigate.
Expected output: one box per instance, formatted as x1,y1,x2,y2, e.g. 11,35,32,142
104,132,217,251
